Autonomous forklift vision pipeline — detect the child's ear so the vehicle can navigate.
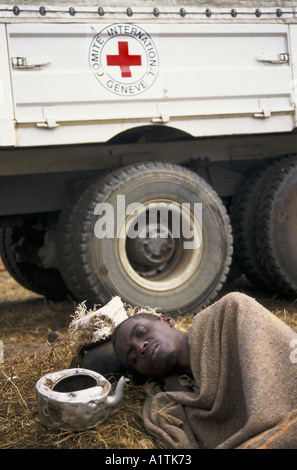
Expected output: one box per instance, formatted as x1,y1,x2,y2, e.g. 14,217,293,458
159,315,175,327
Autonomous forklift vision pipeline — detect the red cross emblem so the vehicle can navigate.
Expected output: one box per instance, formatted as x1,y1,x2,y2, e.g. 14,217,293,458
106,41,142,78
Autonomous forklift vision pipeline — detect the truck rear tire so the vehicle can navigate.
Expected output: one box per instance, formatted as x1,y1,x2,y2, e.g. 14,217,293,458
254,156,297,296
58,162,233,315
0,226,71,301
230,161,274,291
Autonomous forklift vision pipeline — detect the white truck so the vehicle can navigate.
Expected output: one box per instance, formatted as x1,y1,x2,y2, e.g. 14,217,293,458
1,0,297,315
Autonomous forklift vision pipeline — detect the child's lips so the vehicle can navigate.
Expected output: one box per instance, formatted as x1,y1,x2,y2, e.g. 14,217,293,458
150,341,159,360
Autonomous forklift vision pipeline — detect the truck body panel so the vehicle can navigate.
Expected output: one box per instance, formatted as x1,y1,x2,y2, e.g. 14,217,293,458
2,22,296,146
0,23,15,146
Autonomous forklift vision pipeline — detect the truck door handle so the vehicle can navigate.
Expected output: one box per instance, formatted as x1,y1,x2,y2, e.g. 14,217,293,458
257,52,289,64
11,56,52,70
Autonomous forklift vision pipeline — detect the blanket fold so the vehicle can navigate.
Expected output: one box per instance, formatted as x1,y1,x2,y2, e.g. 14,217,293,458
142,292,297,449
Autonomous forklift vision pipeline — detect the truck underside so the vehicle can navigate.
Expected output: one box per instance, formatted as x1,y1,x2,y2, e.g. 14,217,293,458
1,127,297,313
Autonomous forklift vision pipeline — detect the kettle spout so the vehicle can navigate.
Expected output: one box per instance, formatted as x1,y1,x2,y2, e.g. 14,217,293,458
107,376,128,407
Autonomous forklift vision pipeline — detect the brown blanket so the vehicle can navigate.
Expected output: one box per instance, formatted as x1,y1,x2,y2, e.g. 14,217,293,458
142,292,297,449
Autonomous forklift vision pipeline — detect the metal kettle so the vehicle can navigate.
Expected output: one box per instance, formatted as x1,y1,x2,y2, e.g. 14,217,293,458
36,368,128,431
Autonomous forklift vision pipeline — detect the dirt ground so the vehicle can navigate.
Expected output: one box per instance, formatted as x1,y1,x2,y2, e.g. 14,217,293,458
1,263,297,449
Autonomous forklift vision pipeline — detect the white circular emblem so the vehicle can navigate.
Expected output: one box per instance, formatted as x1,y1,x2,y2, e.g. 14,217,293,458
89,24,159,96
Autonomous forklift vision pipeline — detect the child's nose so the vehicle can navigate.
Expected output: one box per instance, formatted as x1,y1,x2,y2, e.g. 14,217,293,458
140,341,148,355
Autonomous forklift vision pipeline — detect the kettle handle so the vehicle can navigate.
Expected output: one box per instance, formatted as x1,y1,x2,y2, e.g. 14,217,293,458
106,376,128,407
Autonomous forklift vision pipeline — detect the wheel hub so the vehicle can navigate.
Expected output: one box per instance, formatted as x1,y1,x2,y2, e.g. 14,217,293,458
118,197,204,292
126,223,175,267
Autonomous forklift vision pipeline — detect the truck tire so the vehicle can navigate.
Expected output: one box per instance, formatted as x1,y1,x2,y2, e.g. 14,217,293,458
230,161,274,291
0,226,71,301
254,156,297,296
58,162,233,315
0,228,33,291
